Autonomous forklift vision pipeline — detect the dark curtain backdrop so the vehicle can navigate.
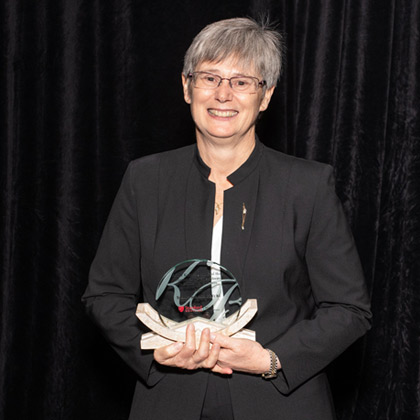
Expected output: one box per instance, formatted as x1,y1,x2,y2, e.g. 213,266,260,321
1,0,419,419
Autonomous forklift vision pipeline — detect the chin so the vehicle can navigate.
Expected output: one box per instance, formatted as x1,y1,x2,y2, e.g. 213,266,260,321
205,127,239,138
208,133,237,141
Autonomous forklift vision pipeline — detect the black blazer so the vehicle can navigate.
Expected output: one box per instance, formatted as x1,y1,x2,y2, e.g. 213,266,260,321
82,140,372,420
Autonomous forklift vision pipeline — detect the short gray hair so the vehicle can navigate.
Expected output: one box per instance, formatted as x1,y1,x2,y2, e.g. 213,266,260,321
183,17,284,88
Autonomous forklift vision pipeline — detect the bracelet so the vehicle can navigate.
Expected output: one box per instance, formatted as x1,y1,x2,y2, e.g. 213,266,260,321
262,348,278,379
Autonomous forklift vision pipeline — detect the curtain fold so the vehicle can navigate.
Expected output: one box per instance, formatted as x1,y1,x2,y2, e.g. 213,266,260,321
1,1,419,419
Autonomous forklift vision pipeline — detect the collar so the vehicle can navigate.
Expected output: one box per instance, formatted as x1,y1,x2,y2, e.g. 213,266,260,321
193,137,264,185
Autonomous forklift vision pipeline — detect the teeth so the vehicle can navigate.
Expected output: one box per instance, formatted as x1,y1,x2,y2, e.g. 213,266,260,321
209,109,238,117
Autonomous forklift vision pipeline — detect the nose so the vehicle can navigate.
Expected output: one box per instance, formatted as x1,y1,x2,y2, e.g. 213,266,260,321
214,79,233,102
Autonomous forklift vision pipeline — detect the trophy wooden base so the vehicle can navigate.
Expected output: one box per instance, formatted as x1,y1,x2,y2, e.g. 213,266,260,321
136,299,258,349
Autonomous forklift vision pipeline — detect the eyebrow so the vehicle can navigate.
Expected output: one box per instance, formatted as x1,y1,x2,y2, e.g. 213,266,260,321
199,69,251,77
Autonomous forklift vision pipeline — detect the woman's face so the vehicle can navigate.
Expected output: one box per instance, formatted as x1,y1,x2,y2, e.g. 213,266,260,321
182,58,274,145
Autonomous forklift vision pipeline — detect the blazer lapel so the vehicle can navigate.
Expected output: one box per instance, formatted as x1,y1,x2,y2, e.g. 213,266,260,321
184,161,214,260
222,169,259,291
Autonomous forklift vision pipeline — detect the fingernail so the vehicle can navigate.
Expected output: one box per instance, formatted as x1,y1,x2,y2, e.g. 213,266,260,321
210,333,216,341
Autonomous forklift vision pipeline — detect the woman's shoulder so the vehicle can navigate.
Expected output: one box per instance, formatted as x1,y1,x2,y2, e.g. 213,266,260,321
262,145,333,181
128,144,196,174
261,145,337,211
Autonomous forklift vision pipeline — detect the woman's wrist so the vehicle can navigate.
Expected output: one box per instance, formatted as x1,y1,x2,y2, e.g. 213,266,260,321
261,348,280,379
275,353,281,370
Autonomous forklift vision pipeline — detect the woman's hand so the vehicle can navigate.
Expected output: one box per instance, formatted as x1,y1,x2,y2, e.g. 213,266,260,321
210,334,280,375
153,324,233,374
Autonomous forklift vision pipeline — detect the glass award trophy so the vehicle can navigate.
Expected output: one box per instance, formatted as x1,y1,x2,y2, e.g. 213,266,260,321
136,259,257,349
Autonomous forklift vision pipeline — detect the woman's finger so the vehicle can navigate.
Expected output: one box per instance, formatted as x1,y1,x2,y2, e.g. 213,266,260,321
154,341,183,363
194,328,211,363
200,341,220,369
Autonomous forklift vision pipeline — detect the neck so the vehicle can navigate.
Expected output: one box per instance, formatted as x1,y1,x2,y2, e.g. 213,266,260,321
196,131,256,184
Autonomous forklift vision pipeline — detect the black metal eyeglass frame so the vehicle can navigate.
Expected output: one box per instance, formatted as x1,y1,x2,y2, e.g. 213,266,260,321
187,71,266,91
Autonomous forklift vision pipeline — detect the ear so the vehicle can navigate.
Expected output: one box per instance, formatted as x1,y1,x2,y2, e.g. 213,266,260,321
182,73,192,104
259,86,275,112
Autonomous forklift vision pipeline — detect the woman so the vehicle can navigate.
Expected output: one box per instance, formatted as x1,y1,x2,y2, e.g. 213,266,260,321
83,18,371,420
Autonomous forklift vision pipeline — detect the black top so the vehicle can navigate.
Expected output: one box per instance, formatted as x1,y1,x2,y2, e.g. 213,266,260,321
83,140,371,420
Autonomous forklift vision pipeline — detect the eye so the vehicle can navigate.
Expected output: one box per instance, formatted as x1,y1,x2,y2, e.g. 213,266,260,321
235,78,251,86
232,78,254,91
199,74,219,85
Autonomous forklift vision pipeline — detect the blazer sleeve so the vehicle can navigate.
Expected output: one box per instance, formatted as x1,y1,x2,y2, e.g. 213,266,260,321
270,164,372,394
81,162,162,386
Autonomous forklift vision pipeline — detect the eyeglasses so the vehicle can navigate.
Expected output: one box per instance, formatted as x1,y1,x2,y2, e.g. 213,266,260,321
188,71,266,94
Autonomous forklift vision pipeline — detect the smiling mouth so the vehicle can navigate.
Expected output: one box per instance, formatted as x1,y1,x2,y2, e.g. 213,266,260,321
208,109,238,117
